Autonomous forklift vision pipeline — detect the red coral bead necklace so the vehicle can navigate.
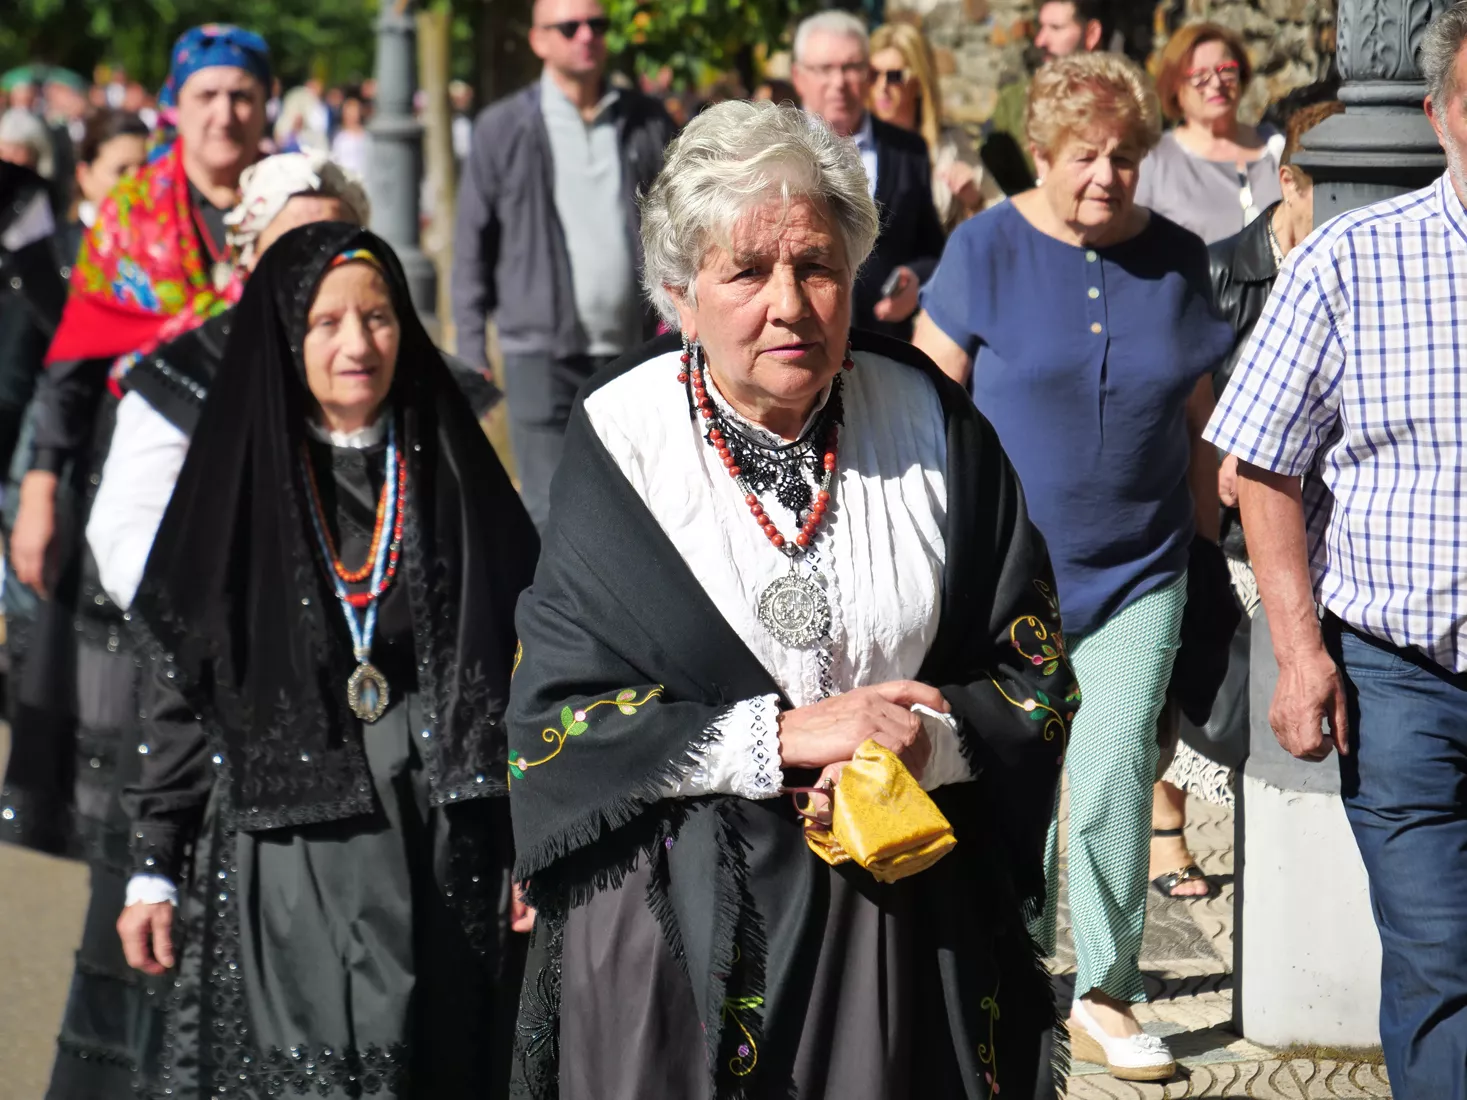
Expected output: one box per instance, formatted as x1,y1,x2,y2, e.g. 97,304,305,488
679,337,854,649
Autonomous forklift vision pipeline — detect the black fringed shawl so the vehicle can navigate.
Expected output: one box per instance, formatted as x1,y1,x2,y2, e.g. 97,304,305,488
130,222,539,834
507,331,1077,1099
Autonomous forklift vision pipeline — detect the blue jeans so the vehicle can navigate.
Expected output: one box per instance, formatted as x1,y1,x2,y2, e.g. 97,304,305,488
1328,617,1467,1098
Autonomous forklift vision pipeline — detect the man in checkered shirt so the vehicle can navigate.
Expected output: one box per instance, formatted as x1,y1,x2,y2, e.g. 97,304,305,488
1206,7,1467,1093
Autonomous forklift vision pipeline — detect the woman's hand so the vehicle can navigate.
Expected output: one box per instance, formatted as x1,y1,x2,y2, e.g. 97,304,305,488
871,266,920,323
799,761,848,827
510,882,536,934
778,681,944,778
939,161,984,213
11,470,59,598
117,901,176,975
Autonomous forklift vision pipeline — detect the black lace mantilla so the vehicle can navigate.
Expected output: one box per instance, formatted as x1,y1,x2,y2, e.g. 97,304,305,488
127,503,509,835
689,369,845,516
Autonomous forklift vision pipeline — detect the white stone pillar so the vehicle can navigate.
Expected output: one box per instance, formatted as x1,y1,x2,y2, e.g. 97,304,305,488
1237,611,1382,1047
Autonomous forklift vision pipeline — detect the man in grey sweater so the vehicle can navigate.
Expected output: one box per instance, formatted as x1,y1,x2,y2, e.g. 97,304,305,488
452,0,674,529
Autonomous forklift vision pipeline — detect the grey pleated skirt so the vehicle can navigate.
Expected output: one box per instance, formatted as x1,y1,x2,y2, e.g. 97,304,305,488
557,858,964,1099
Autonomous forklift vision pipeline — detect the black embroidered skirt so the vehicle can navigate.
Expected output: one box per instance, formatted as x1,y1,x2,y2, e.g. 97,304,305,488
138,694,514,1099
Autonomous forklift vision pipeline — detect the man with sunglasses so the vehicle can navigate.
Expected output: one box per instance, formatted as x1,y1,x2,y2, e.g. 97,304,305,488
452,0,674,531
790,10,944,341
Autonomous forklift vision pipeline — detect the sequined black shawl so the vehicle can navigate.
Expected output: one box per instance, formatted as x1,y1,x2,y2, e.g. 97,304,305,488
131,222,538,831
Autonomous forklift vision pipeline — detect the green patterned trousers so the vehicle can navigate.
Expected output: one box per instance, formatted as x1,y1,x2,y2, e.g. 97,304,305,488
1032,572,1187,1003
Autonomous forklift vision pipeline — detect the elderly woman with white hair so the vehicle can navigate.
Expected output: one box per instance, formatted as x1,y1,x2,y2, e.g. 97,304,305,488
506,99,1074,1100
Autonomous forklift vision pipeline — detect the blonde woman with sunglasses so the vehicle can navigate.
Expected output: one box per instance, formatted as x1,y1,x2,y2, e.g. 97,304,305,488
869,21,1003,230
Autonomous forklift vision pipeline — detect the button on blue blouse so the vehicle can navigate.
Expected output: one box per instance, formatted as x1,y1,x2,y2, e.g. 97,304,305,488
921,201,1232,637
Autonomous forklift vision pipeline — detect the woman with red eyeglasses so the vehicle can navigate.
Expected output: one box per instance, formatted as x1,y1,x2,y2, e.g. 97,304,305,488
1136,22,1283,246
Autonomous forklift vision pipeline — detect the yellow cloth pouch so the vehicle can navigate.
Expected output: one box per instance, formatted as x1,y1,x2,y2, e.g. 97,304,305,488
802,739,957,883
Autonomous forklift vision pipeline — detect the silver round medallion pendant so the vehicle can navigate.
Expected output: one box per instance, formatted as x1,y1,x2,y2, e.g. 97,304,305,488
347,662,391,723
757,571,832,648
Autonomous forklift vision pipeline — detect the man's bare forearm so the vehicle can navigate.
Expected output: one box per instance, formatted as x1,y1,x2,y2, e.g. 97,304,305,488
1236,462,1322,662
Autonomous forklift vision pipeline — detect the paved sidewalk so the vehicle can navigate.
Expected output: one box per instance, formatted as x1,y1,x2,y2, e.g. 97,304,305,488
0,783,86,1098
1054,793,1391,1098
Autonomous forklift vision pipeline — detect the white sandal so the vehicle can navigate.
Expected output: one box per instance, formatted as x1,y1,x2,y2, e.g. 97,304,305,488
1067,997,1177,1082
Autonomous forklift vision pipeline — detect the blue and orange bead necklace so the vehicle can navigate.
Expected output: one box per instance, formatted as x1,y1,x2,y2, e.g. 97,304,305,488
300,417,407,721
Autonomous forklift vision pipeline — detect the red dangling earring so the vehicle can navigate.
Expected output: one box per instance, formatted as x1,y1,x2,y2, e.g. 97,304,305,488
842,339,854,371
678,334,693,384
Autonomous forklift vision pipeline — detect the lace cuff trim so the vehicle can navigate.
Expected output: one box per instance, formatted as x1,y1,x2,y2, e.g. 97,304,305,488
125,874,179,907
666,694,784,800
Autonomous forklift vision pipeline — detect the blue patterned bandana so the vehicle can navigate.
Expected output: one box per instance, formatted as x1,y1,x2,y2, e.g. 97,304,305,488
159,24,272,109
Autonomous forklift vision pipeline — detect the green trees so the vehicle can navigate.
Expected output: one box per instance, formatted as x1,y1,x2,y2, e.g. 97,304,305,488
604,0,812,88
3,0,384,89
3,0,820,99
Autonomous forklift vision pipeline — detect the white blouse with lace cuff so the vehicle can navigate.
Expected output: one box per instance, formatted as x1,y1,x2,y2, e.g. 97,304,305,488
585,347,972,799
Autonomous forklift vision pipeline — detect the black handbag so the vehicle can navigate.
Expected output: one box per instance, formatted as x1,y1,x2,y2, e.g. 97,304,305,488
1177,613,1250,769
1168,537,1247,767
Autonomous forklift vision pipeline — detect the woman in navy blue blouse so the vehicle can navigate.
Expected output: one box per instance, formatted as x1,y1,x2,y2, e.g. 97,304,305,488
914,52,1233,1084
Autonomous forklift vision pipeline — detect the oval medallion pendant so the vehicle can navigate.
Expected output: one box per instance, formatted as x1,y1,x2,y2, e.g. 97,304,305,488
347,662,391,723
757,570,831,648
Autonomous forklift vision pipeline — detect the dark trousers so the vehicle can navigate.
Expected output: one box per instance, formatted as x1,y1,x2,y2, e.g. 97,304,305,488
1327,616,1467,1099
501,352,616,531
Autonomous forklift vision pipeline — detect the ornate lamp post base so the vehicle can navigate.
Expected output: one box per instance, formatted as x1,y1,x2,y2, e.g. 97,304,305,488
1295,80,1444,219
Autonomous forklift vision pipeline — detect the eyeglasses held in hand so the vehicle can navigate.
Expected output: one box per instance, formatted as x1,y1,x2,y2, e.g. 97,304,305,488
540,16,611,39
1185,60,1241,89
872,68,908,87
801,61,870,81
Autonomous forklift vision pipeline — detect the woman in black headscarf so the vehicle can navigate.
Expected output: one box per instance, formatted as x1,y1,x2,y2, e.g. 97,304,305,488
115,222,538,1098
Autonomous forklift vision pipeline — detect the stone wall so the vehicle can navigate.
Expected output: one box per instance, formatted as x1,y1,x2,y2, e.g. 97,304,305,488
887,0,1337,126
887,0,1037,124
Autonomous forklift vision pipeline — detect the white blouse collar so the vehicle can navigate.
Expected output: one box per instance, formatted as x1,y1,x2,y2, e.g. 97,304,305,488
306,414,387,449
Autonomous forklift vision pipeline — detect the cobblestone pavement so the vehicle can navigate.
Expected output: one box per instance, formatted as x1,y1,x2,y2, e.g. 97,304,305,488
1055,792,1390,1098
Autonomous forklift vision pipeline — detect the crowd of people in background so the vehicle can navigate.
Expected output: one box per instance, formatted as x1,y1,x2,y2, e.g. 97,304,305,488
6,0,1467,1097
0,59,497,230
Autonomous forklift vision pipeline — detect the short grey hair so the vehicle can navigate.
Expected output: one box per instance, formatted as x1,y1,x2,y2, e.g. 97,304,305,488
1421,1,1467,107
639,99,880,326
0,109,54,179
793,10,869,65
